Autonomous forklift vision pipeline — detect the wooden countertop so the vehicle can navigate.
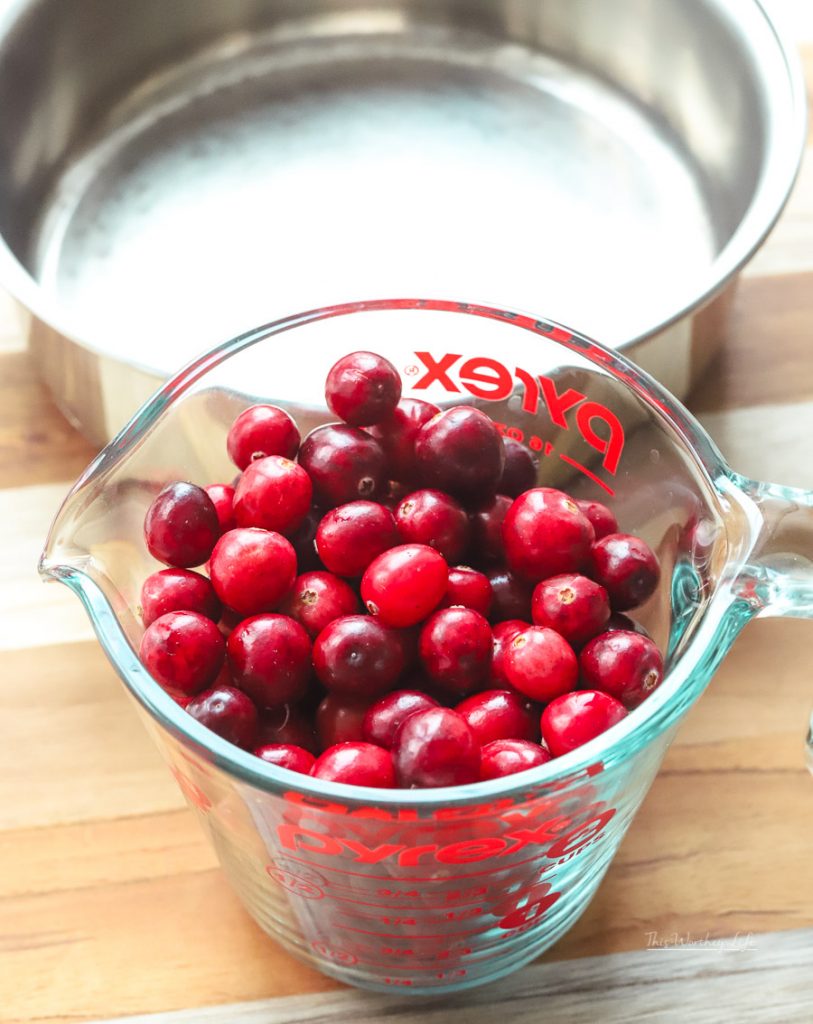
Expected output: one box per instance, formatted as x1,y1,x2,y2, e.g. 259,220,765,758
3,25,813,1024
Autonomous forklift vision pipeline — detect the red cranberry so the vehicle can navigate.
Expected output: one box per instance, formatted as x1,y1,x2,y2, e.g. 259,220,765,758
325,351,402,426
316,694,372,748
313,615,406,697
491,618,530,686
480,738,551,779
227,614,312,709
299,424,386,507
205,484,237,533
531,573,610,648
257,705,319,753
503,488,595,581
287,507,323,572
498,439,538,497
254,743,315,774
395,489,470,562
367,398,440,482
233,457,312,535
362,690,440,749
414,406,505,499
579,630,663,708
503,626,578,702
227,404,300,469
140,568,221,626
315,501,398,577
140,611,225,695
393,707,480,788
604,612,651,638
418,607,492,695
576,499,618,540
470,495,512,565
455,689,538,745
541,690,627,756
209,528,296,616
591,533,660,610
440,566,492,615
279,571,359,637
311,742,395,787
144,481,220,568
487,569,533,622
361,544,448,627
186,684,258,749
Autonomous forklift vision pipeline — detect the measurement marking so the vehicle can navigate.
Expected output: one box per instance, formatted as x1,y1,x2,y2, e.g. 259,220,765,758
338,924,488,939
278,850,543,881
558,453,615,495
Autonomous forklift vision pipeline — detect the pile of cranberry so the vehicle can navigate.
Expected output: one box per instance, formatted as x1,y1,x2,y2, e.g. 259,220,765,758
138,350,662,789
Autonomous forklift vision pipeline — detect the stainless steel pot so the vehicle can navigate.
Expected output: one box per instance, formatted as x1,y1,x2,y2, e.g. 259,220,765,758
0,0,805,445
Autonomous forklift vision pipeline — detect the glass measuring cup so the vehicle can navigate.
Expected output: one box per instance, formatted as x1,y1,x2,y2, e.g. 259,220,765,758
39,298,813,993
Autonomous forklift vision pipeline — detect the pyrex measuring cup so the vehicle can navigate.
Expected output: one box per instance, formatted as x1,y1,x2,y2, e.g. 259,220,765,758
40,299,813,993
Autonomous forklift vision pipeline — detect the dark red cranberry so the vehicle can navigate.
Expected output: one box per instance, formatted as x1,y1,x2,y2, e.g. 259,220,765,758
591,533,660,610
257,704,319,754
315,501,398,577
604,612,651,638
361,544,448,628
487,569,533,622
227,404,300,469
253,743,316,774
498,439,538,497
279,571,359,637
205,484,236,533
298,424,386,507
393,707,480,788
227,614,312,709
503,487,595,581
469,495,513,565
325,351,402,426
480,738,551,779
579,630,663,708
455,689,538,745
362,690,440,749
287,507,323,572
531,573,610,648
414,406,505,499
418,607,492,695
186,684,258,749
395,489,470,562
140,611,225,695
144,482,220,568
503,626,578,702
576,499,618,540
209,528,296,616
367,398,440,482
316,694,373,748
233,457,312,535
491,618,530,687
311,742,395,787
380,479,412,509
541,690,627,756
313,615,406,697
140,568,221,626
440,566,492,615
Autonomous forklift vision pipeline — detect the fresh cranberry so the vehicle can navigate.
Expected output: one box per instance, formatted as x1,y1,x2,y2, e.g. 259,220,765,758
415,406,505,499
440,566,492,615
498,439,538,497
279,571,359,637
315,501,398,577
227,614,312,709
287,507,323,572
591,533,660,610
227,404,300,469
503,488,595,581
455,689,538,745
205,484,237,533
313,615,406,696
257,704,319,753
233,457,312,535
393,707,480,787
491,618,530,686
395,489,470,562
362,690,440,749
361,544,448,627
576,499,617,540
480,739,552,779
579,630,663,708
604,612,651,638
541,690,627,756
486,569,533,622
140,568,221,626
173,694,193,709
325,351,402,426
469,495,512,564
299,424,386,507
367,398,440,482
380,479,412,509
144,481,220,568
418,607,492,695
531,573,610,648
316,694,372,748
253,743,316,774
311,742,395,787
140,611,225,695
209,528,296,616
186,685,258,749
503,626,578,702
